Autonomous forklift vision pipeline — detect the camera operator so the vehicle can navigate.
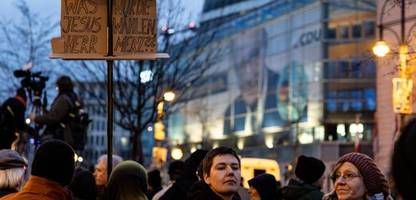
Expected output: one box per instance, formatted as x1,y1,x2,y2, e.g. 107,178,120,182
29,75,82,148
0,88,27,150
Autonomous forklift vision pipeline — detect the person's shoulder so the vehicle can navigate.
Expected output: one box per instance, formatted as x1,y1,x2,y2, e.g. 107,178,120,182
0,192,47,200
306,189,324,198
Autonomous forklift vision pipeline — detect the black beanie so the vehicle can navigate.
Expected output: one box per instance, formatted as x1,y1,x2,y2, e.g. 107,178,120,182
295,155,325,184
0,150,27,170
56,75,74,92
248,173,280,199
31,140,75,186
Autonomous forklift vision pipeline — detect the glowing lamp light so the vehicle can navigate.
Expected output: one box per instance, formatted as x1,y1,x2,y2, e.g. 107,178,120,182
372,41,390,57
163,91,175,102
237,138,244,150
171,147,183,160
188,21,197,29
336,124,346,137
140,70,153,83
265,135,274,149
298,133,313,144
74,153,83,162
25,118,31,124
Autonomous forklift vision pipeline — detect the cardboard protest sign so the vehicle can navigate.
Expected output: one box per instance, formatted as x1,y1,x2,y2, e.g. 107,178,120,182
113,0,157,55
51,0,166,60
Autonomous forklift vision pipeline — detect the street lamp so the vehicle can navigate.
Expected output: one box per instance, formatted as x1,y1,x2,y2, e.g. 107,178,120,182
154,90,176,141
152,90,176,168
372,40,390,57
372,0,416,114
163,90,176,102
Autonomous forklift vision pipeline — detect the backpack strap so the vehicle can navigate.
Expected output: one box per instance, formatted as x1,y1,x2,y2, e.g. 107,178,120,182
60,93,80,125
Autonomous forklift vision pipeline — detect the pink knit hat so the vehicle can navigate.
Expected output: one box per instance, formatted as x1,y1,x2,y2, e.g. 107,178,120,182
334,153,390,197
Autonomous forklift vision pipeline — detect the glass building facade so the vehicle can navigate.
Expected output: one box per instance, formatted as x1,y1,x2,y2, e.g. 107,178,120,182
168,0,376,162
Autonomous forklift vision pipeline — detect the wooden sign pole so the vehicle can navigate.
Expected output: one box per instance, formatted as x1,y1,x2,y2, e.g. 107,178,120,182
50,0,169,179
106,0,114,179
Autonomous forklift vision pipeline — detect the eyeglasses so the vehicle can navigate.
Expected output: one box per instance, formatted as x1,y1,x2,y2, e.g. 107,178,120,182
331,173,361,182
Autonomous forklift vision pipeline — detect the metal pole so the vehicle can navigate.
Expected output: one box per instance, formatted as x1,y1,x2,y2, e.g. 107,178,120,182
401,0,405,43
106,0,114,178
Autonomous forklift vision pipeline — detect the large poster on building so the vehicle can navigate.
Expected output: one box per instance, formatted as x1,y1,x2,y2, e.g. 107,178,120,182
169,5,323,143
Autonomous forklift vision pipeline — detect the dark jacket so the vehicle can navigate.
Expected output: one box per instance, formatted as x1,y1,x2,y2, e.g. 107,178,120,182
160,150,207,200
0,176,72,200
35,92,78,147
187,181,241,200
281,179,323,200
0,96,26,150
68,167,97,200
159,178,194,200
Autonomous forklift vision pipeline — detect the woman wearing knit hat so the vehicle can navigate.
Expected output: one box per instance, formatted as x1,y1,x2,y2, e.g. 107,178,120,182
324,152,391,200
106,160,148,200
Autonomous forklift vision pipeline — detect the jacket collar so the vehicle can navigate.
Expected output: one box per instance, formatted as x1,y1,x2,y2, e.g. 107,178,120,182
22,176,72,200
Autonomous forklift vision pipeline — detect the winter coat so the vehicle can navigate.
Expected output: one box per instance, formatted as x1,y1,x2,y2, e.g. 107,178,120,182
159,178,195,200
187,181,241,200
0,176,72,200
322,191,393,200
35,92,78,147
281,179,323,200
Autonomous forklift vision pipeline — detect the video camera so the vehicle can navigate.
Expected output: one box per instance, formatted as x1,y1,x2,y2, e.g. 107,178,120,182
14,70,49,94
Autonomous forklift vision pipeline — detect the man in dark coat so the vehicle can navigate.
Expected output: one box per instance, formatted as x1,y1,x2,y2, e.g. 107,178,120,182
0,88,27,150
29,76,81,148
281,155,326,200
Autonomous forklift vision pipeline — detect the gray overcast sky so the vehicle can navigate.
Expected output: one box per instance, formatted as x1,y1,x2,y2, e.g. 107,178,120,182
0,0,204,24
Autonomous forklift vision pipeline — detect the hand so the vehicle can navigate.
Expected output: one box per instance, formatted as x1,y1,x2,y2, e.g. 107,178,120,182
29,112,36,122
11,132,20,151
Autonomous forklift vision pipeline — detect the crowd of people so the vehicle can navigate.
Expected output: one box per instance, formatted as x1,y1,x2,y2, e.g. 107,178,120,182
0,127,414,200
0,78,416,200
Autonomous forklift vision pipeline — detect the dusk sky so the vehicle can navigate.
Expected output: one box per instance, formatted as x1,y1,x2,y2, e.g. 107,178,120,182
0,0,204,26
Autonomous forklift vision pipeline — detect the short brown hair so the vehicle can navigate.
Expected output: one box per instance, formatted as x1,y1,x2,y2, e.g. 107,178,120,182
202,146,240,177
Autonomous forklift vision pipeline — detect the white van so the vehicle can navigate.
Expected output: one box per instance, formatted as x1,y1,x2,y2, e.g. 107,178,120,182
240,157,280,188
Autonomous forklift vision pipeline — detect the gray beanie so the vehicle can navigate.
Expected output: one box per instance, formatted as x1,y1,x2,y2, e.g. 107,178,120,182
0,150,27,170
